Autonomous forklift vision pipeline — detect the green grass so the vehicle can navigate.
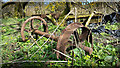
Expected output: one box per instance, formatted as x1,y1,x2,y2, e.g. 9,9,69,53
1,17,120,66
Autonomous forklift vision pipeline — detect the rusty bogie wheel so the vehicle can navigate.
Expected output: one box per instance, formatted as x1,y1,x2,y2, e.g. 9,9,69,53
56,23,93,60
21,16,48,41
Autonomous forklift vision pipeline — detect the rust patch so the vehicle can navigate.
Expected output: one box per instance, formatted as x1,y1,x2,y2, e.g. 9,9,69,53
33,29,59,41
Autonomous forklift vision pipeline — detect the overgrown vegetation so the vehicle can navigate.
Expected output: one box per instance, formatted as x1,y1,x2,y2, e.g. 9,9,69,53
1,18,120,67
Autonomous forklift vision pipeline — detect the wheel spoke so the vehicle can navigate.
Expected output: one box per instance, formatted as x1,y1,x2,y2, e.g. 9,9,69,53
21,16,48,41
31,19,34,29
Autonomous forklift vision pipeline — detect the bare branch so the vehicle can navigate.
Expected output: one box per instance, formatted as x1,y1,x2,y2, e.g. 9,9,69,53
29,33,45,54
0,60,67,64
53,49,76,61
105,2,117,12
2,2,15,9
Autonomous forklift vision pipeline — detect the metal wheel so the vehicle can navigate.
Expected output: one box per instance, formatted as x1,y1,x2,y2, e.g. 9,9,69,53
21,16,48,41
56,23,93,60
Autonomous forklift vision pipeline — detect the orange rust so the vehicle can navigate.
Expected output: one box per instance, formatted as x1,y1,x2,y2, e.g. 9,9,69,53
33,29,59,41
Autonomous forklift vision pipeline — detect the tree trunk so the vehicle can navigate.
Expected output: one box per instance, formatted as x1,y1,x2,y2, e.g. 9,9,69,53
2,2,28,18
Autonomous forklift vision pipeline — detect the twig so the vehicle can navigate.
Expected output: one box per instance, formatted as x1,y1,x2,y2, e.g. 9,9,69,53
113,43,120,46
53,49,76,61
29,34,47,49
0,60,68,64
12,57,24,62
0,43,6,46
85,11,95,27
0,23,19,27
71,0,90,12
29,33,45,59
105,2,116,12
97,46,111,55
30,9,74,58
94,59,99,63
75,7,77,23
1,57,25,64
72,50,74,68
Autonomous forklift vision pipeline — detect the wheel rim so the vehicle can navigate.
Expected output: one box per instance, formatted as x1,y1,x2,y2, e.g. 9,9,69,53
21,16,48,41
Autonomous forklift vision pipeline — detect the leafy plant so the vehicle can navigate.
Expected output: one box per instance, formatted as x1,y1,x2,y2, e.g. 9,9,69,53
1,17,119,67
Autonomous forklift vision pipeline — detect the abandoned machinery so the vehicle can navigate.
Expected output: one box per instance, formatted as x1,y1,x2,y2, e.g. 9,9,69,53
21,12,120,60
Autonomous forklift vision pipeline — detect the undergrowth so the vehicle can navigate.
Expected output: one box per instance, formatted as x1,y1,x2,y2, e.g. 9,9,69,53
1,17,120,67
